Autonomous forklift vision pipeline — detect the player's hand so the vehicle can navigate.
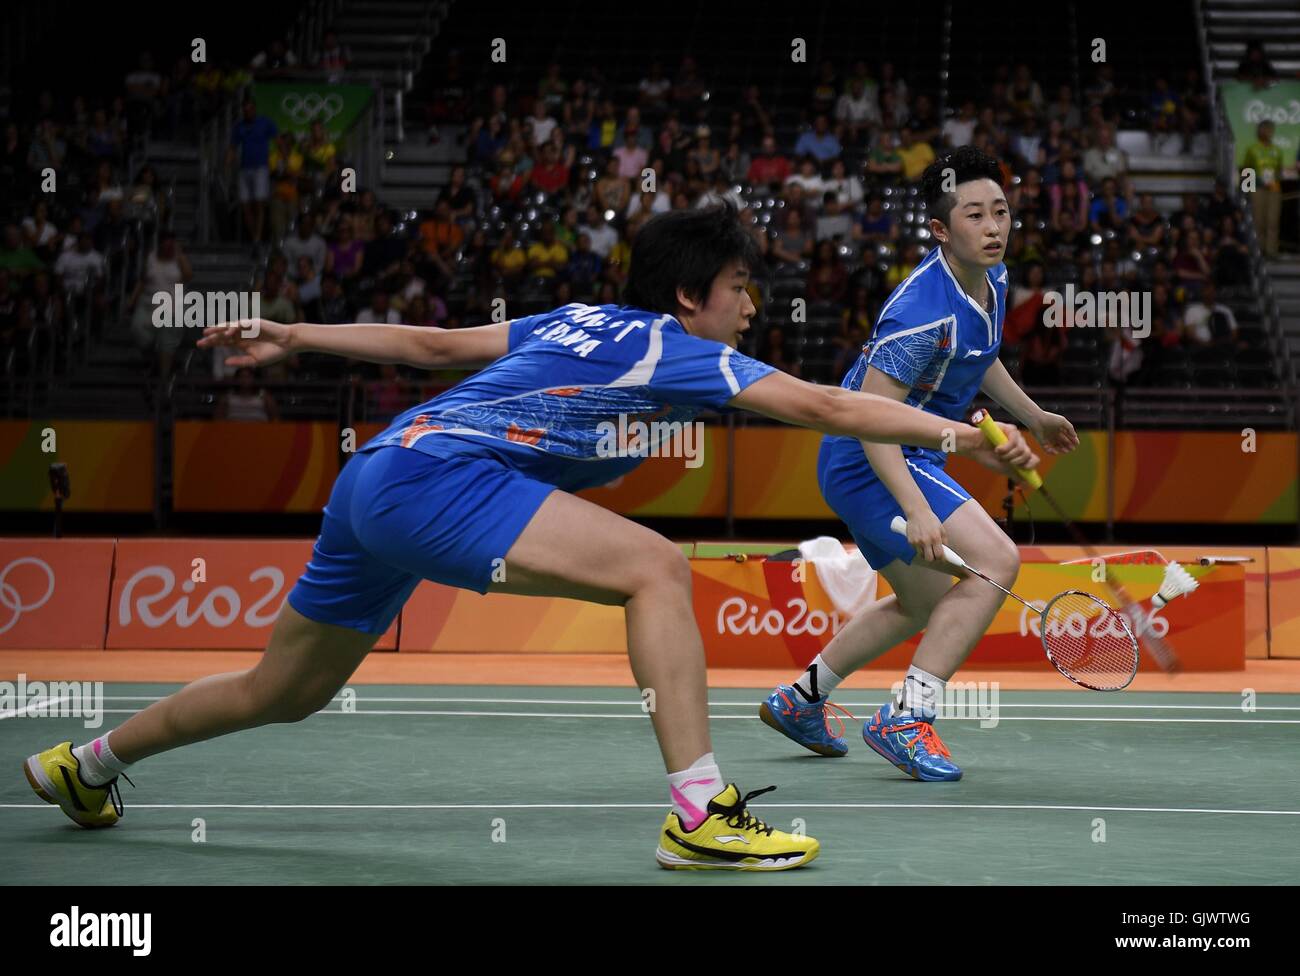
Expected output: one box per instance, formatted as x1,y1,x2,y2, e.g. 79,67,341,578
1030,411,1079,454
962,423,1039,476
902,505,947,563
197,319,294,368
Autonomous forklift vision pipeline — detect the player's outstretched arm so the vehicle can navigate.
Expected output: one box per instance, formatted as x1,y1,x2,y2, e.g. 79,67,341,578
730,370,1040,472
198,319,513,370
980,358,1079,454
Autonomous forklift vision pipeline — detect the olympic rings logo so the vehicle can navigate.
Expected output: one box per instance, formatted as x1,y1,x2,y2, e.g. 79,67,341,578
0,558,56,635
280,92,345,125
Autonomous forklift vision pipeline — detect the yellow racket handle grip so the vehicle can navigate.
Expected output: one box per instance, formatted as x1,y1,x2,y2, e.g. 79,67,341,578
972,409,1043,489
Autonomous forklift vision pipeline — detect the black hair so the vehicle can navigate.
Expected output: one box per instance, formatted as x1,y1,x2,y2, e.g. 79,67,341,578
920,145,1005,226
623,201,759,315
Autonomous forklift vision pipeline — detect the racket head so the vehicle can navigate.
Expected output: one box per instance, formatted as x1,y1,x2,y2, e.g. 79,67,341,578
1040,589,1140,691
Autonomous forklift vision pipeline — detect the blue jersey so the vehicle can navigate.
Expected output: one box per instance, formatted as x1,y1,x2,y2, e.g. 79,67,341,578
824,247,1007,466
360,303,775,492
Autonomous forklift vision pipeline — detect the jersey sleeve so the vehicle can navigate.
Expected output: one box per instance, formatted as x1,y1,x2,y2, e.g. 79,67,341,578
865,313,947,388
647,328,775,409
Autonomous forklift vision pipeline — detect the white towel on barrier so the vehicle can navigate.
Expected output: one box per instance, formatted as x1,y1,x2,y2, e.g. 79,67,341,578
796,536,877,617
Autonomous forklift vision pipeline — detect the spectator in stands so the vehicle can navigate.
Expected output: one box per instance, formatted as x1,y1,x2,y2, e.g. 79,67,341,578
884,241,921,291
811,59,840,117
1009,166,1045,223
747,133,792,189
526,221,569,279
1088,176,1129,233
250,39,298,75
1128,193,1166,251
1213,214,1251,287
127,232,190,380
758,325,800,377
943,100,978,148
362,211,407,281
356,288,401,324
1173,227,1213,299
853,193,898,248
283,213,327,276
578,206,618,259
268,132,304,244
527,99,558,147
317,272,351,324
808,240,848,303
471,115,508,166
1236,41,1279,89
836,77,880,146
348,189,381,243
21,201,59,262
689,126,720,180
418,200,464,262
1242,120,1284,258
218,367,280,421
897,126,935,183
490,227,527,288
785,155,827,200
1046,84,1081,130
616,107,652,149
294,256,322,312
1019,307,1065,386
123,52,163,128
815,192,853,243
1004,262,1047,347
326,217,365,282
594,157,631,213
27,119,66,178
53,232,106,297
0,224,44,277
438,165,477,225
771,208,813,265
878,61,909,114
696,173,743,210
226,98,277,250
1083,125,1128,192
672,55,706,106
719,141,750,184
303,120,339,185
315,30,351,78
907,94,942,146
638,61,672,114
794,114,842,163
825,158,864,208
1184,281,1242,348
565,232,603,299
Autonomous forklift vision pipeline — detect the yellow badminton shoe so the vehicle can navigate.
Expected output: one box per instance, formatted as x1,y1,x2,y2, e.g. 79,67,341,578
656,784,819,870
24,741,131,828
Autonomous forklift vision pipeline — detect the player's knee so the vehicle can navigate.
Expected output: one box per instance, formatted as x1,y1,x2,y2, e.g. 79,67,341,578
990,536,1021,587
639,540,693,596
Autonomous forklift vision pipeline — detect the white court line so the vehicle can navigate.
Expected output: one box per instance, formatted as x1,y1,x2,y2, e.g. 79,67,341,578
0,697,73,721
1,801,1298,816
87,695,1300,711
23,707,1300,724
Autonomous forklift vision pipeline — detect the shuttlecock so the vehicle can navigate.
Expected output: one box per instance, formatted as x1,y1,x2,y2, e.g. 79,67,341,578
1152,561,1198,609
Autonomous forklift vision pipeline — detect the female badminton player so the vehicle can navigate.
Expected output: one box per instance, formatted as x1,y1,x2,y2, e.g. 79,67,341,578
761,147,1077,781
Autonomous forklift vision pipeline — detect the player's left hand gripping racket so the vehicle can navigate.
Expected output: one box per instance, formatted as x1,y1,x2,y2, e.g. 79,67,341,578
889,515,1140,691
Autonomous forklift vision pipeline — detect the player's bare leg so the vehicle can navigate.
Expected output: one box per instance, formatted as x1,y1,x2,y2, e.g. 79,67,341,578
491,489,710,772
107,605,378,763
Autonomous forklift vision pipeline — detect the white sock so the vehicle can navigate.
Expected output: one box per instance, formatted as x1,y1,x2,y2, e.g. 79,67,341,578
791,654,845,703
896,666,945,720
667,753,722,832
73,735,131,787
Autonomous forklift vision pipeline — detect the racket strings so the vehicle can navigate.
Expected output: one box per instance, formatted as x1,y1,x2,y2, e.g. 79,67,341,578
1043,592,1139,690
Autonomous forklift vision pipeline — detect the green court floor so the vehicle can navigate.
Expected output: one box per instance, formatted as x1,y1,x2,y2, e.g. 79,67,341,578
3,684,1298,884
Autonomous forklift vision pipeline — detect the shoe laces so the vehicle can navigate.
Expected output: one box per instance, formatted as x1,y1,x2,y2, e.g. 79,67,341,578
778,690,856,739
885,720,952,759
106,772,135,818
715,785,777,836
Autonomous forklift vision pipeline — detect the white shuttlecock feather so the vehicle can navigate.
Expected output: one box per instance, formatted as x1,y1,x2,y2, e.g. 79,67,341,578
1152,561,1199,608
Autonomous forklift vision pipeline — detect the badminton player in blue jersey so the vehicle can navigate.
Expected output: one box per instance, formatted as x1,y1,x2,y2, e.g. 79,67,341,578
25,203,1036,871
761,147,1079,781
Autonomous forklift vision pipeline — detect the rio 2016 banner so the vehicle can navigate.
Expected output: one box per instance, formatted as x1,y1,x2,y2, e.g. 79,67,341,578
251,82,373,142
1221,80,1300,171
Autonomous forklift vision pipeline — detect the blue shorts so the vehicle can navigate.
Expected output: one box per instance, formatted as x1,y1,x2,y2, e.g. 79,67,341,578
817,440,972,570
287,445,556,635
